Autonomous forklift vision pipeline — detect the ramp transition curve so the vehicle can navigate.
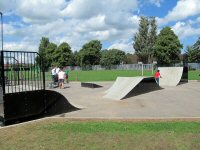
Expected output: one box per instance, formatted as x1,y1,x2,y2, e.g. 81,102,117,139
104,77,160,100
158,67,183,86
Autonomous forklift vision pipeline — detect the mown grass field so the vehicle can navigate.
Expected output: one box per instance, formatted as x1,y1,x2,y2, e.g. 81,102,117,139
46,70,200,81
0,119,200,150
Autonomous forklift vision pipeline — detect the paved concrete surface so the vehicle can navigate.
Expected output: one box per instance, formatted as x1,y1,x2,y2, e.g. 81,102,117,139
50,81,200,119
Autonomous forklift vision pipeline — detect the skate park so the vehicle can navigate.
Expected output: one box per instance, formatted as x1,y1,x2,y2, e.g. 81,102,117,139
1,50,200,126
0,11,199,126
49,71,200,119
1,57,200,125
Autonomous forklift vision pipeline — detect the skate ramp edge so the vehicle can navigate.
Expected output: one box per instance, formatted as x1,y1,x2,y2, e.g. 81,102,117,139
104,77,160,100
44,90,80,116
3,90,80,125
158,67,183,86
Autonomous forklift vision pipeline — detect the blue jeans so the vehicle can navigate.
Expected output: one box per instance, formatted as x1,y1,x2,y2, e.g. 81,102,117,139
155,78,159,85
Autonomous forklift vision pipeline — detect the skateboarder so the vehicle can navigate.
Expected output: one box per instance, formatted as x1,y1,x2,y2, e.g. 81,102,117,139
155,69,162,85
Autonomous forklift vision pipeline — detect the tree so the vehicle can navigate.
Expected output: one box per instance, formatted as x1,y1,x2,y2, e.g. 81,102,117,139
154,26,183,65
79,40,102,66
46,42,57,67
54,42,73,67
187,38,200,62
148,17,157,62
100,49,126,69
133,16,149,63
38,37,50,70
133,16,157,63
70,51,80,66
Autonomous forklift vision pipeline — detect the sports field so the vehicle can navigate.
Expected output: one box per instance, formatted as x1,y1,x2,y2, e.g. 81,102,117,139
46,70,200,81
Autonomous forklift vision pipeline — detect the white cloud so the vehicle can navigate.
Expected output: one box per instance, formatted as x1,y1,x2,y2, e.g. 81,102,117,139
61,0,102,19
2,0,141,53
172,21,200,39
0,0,16,13
108,40,134,53
15,0,67,24
188,16,200,24
62,0,138,19
4,41,38,52
159,0,200,24
148,0,164,7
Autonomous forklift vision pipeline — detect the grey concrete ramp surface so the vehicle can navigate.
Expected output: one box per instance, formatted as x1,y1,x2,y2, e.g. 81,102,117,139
104,77,160,100
158,67,183,86
50,81,200,119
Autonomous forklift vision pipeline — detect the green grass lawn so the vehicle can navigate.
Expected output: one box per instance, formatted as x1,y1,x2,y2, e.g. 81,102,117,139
45,70,200,81
0,119,200,150
188,70,200,80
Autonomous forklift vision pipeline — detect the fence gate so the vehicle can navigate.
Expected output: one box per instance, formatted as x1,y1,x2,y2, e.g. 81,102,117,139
0,51,78,126
0,50,46,125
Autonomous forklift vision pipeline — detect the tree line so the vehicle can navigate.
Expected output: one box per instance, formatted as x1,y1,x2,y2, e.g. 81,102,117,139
38,38,128,70
38,16,200,70
134,16,200,64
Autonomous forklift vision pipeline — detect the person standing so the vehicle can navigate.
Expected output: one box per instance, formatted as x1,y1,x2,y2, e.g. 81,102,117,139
65,68,69,83
155,69,162,85
58,67,65,89
51,65,60,85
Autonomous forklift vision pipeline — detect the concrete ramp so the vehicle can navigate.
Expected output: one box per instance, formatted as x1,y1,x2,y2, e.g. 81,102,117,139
104,77,160,100
158,67,183,86
104,77,135,94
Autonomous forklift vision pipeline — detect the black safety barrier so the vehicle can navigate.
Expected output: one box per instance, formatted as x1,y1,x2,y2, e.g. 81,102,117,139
3,90,79,125
0,51,45,94
0,51,79,126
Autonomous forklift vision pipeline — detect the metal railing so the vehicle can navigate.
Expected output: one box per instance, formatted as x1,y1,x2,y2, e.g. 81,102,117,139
1,51,45,94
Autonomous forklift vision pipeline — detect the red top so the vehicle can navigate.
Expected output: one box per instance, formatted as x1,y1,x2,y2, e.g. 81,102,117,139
155,72,161,78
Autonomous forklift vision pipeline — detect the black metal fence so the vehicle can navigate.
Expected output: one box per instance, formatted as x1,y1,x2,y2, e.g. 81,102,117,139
0,50,45,94
0,51,79,126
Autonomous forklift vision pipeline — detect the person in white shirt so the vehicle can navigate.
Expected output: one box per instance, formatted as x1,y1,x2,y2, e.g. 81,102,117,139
58,67,65,89
51,65,60,84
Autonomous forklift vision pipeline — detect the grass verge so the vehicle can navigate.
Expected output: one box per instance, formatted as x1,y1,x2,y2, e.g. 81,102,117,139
45,70,200,81
0,119,200,150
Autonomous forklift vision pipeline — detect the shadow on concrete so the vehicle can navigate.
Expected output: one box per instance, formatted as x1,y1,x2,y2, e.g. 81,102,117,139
81,82,103,88
178,81,188,85
44,90,80,117
124,78,163,99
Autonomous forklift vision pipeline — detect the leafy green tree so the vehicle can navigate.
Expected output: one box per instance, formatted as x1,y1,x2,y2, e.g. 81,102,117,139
154,26,183,65
54,42,73,67
79,40,102,66
133,16,158,63
100,49,126,69
148,17,157,62
46,42,57,67
71,51,80,66
187,38,200,62
125,53,133,64
38,37,50,70
133,16,149,63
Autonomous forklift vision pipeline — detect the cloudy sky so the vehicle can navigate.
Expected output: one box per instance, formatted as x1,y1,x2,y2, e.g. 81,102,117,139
0,0,200,53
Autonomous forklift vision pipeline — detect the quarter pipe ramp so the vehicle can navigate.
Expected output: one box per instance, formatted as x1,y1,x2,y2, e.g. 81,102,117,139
158,67,183,86
104,77,160,100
